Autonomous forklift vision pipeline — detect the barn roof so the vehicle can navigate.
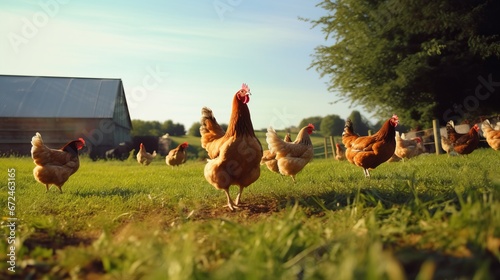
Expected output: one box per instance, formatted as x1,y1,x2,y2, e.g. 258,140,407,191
0,75,130,121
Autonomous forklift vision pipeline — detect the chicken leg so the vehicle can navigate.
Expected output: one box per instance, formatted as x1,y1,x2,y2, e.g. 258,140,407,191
223,189,238,211
234,186,244,206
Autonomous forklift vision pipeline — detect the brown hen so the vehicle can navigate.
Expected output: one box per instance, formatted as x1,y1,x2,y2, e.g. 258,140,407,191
345,115,399,177
200,83,262,211
31,132,85,193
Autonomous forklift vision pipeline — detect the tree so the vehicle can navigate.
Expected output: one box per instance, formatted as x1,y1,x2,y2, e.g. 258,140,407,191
320,115,345,136
161,120,185,136
131,119,185,136
307,0,500,128
188,122,201,137
347,110,372,136
131,120,161,137
298,116,323,132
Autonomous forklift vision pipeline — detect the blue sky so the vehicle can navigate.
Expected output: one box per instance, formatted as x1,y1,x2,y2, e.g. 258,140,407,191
0,0,370,130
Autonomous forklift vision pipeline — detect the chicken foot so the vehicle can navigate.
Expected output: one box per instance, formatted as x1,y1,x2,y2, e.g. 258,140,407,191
45,184,63,193
223,189,238,211
222,186,246,211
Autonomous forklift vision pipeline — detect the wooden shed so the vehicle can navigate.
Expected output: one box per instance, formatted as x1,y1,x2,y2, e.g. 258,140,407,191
0,75,132,159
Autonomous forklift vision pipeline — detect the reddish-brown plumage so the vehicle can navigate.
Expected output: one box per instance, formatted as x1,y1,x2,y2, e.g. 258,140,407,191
341,118,360,149
446,120,466,143
345,115,398,177
452,124,480,155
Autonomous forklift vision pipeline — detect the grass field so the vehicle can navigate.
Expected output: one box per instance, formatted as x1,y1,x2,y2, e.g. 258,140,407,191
1,148,499,279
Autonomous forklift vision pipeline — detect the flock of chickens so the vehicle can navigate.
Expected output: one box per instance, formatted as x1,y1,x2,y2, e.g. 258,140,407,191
136,141,189,167
30,83,500,211
440,120,500,156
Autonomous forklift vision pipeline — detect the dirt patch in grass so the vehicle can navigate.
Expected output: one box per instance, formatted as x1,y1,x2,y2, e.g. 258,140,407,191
190,196,282,222
23,231,97,252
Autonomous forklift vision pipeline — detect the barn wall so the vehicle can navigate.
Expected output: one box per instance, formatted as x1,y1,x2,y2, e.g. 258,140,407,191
0,117,130,157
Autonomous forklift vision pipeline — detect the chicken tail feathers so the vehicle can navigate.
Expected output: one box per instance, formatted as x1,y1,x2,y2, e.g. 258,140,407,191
200,107,225,148
266,127,285,154
31,132,44,148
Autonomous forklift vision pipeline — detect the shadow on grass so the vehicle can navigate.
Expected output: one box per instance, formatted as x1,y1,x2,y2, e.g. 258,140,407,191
393,244,500,279
73,187,147,199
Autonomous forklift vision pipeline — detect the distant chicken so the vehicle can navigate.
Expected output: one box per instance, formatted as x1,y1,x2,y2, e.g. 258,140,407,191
481,119,500,150
345,115,399,177
136,143,157,165
440,136,457,156
31,132,85,193
335,143,346,161
394,131,424,160
452,124,480,155
403,133,426,153
166,142,189,166
265,124,315,182
200,83,263,211
261,133,292,174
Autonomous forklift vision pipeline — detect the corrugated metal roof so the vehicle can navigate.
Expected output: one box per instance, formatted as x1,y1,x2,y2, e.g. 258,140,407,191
0,75,123,118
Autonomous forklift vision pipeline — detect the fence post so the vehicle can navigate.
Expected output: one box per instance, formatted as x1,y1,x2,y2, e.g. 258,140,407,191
330,136,336,158
324,138,328,159
432,119,442,155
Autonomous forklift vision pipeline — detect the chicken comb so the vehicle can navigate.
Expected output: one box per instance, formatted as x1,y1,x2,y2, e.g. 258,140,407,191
307,123,315,129
74,138,86,150
241,83,250,93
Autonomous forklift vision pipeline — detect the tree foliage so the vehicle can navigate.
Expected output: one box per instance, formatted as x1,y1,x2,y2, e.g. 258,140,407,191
347,110,372,135
308,0,500,128
131,120,185,137
188,122,201,137
298,116,323,132
320,114,345,136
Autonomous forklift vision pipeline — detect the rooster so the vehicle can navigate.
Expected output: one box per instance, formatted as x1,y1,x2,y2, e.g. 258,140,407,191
200,83,263,211
137,143,157,165
166,142,189,166
261,133,292,174
345,115,399,177
265,124,315,182
452,124,480,155
31,132,85,193
335,143,346,161
394,131,424,160
481,119,500,150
